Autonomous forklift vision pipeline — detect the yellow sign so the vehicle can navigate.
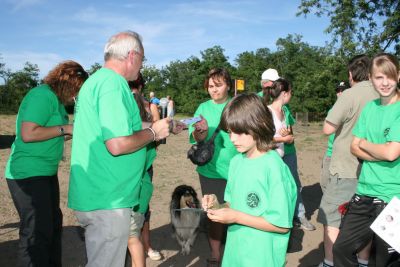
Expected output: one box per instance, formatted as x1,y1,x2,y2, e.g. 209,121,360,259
235,79,245,91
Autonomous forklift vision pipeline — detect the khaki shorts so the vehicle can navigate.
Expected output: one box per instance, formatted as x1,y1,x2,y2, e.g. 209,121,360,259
317,174,357,228
129,211,145,237
320,155,331,194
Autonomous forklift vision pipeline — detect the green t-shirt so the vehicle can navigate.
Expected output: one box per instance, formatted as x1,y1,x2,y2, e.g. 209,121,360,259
282,105,296,155
222,151,297,267
135,145,157,214
189,99,238,179
5,84,68,179
68,68,146,211
326,133,335,157
353,99,400,203
325,109,335,157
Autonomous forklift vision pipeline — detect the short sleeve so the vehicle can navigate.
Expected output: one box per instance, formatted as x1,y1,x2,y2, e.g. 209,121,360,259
98,80,136,141
262,163,296,228
21,89,54,126
326,92,352,127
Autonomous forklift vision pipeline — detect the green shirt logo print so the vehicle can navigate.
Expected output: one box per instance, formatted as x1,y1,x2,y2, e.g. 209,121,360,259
246,192,260,208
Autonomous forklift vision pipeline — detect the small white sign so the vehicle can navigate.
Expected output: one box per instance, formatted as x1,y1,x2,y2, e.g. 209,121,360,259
370,196,400,253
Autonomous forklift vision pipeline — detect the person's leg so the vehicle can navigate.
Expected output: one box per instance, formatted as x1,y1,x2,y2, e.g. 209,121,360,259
49,175,62,267
128,237,145,267
283,153,315,231
141,166,162,261
128,211,145,267
373,202,400,266
317,175,358,265
322,225,340,264
333,195,375,267
7,176,59,267
75,208,131,267
199,174,227,263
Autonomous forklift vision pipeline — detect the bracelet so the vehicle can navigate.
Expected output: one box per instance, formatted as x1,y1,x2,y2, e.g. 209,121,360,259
146,127,156,142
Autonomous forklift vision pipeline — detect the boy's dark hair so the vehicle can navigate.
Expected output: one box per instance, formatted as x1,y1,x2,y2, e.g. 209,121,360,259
220,93,275,152
204,68,232,91
348,54,370,82
263,78,291,104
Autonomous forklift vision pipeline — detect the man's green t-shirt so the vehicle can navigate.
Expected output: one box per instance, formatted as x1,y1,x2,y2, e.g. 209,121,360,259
188,99,238,179
5,84,68,179
353,99,400,203
68,68,146,211
222,151,297,267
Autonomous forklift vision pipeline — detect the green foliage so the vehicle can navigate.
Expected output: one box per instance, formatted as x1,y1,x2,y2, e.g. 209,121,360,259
87,62,102,75
0,62,39,113
297,0,400,56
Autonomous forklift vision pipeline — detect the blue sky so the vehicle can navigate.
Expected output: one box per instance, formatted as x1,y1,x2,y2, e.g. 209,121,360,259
0,0,331,78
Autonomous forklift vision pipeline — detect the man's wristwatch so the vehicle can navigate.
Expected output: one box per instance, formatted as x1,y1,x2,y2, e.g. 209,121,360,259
58,126,65,136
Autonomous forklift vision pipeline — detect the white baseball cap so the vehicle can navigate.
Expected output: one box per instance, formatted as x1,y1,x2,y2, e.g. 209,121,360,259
261,68,280,81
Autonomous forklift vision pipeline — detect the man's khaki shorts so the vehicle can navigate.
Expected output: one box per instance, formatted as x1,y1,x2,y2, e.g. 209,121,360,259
317,174,357,228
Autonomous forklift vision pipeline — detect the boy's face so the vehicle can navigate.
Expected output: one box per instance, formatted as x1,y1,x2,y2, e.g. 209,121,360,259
229,131,257,156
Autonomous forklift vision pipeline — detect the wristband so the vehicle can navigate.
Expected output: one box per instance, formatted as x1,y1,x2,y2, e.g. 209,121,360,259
58,126,65,136
147,127,156,141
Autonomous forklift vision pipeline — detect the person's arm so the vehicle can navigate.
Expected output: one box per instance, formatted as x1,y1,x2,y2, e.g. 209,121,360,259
21,122,72,142
274,135,294,144
105,118,170,156
206,207,289,234
350,136,378,161
323,120,337,135
359,139,400,162
150,104,160,122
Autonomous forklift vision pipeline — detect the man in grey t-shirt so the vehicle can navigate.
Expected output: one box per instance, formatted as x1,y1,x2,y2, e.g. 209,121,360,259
316,55,379,267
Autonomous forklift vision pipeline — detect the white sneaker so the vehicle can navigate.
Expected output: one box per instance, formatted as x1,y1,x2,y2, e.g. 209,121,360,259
147,249,162,261
298,217,316,231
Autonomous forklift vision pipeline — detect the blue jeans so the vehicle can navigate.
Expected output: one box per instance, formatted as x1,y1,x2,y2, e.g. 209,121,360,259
283,153,306,219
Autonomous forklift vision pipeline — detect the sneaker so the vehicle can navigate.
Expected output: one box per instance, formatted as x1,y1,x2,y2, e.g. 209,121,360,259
147,249,162,261
298,217,316,231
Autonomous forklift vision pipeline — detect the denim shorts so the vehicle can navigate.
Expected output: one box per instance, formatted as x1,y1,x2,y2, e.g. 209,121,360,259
317,174,357,228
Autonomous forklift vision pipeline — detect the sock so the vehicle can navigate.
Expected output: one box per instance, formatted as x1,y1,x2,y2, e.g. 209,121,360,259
323,259,334,267
357,258,368,267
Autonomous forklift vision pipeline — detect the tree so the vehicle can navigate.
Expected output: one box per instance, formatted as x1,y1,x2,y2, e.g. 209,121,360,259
234,48,274,92
1,62,39,113
86,63,102,76
297,0,400,56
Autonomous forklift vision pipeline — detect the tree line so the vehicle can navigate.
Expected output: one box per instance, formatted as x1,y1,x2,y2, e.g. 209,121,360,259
1,0,398,116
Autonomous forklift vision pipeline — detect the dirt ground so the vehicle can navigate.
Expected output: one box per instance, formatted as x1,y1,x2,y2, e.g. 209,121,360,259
0,114,327,267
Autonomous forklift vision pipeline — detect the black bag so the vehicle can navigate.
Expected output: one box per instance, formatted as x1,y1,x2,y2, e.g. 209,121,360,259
188,128,220,166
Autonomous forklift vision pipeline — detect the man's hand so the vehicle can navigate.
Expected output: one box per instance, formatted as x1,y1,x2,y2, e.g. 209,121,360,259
151,117,171,140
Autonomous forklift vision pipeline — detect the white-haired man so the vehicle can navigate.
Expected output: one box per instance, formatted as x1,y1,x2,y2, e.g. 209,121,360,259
68,31,171,267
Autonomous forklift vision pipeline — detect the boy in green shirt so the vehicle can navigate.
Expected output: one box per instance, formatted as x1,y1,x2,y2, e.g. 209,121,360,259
203,94,297,267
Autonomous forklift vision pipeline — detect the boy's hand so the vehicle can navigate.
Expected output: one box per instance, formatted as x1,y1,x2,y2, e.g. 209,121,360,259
202,194,220,211
207,208,237,224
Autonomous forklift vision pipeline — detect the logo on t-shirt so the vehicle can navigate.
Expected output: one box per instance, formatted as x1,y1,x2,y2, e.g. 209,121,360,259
246,192,260,208
383,127,390,137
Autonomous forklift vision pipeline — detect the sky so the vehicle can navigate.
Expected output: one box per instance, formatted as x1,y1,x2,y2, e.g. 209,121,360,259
0,0,332,78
